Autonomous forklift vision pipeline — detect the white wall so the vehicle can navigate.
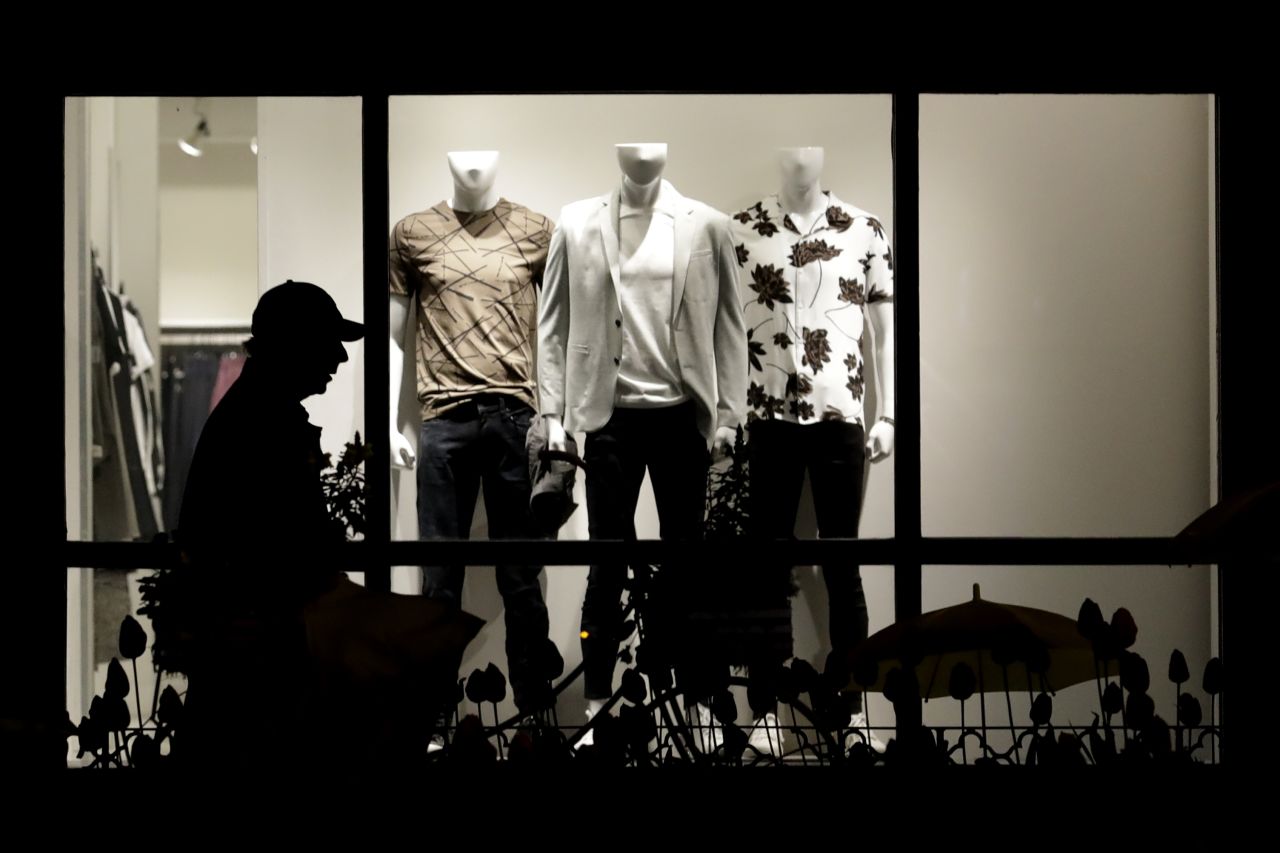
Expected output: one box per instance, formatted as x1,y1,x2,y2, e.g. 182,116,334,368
113,99,160,357
917,95,1213,740
158,147,258,325
388,95,896,725
257,97,364,459
64,97,91,749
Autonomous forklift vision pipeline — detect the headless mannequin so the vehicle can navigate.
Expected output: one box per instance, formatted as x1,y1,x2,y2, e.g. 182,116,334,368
545,144,736,459
562,143,735,735
390,151,501,466
777,147,895,457
738,147,895,749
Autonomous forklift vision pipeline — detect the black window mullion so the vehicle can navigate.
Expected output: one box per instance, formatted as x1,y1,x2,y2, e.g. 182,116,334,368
362,94,391,592
892,91,924,735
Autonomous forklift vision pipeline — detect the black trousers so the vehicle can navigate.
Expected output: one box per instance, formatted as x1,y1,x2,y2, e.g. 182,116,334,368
417,395,551,711
580,401,710,700
748,418,868,712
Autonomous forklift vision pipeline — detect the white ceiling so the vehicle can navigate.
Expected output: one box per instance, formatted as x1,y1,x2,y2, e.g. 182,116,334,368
158,97,258,186
158,96,257,142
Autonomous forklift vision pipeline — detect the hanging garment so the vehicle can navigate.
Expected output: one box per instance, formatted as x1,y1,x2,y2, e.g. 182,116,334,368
209,351,245,413
120,297,164,531
161,349,221,533
90,265,140,541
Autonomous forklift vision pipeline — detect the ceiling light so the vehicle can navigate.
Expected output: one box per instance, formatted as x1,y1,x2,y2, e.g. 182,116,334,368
179,115,210,157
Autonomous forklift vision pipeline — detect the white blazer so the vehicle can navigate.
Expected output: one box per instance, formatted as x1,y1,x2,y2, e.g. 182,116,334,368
538,180,747,448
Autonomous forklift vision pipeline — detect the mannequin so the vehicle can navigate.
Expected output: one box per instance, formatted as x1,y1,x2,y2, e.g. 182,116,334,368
538,143,746,746
544,145,736,457
730,147,895,754
388,150,555,743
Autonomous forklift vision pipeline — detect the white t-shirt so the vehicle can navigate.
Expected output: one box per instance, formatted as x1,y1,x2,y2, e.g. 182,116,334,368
615,183,688,408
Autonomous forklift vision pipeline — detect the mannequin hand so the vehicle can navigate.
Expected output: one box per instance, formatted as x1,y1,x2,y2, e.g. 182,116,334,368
866,420,894,462
390,430,416,469
546,415,567,453
712,426,736,463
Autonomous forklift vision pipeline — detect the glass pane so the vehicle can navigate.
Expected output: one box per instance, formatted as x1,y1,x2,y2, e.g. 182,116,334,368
65,95,364,766
385,94,897,761
911,564,1218,764
921,95,1215,536
66,566,188,768
65,96,365,542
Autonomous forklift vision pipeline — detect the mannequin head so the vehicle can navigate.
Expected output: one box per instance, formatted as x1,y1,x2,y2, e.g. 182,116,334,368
447,150,500,205
778,146,825,191
616,143,668,186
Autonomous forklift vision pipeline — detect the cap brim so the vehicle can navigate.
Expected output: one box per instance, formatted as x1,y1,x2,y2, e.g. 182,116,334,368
337,319,365,341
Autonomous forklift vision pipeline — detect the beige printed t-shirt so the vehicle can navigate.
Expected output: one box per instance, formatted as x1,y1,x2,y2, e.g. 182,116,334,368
389,199,554,419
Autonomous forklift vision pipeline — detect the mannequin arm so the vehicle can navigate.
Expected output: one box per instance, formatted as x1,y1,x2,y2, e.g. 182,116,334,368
712,218,747,460
865,299,895,463
389,295,416,468
538,224,570,453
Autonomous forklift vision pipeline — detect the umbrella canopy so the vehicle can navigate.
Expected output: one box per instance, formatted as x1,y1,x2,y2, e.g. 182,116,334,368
848,584,1118,699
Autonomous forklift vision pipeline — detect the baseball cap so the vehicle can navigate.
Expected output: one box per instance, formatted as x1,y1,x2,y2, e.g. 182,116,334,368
252,280,365,343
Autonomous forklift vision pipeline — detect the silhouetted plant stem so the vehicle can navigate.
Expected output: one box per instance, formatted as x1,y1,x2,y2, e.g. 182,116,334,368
1174,679,1182,754
130,659,144,734
792,704,808,766
1003,669,1021,765
978,653,990,760
1210,695,1216,764
148,668,162,725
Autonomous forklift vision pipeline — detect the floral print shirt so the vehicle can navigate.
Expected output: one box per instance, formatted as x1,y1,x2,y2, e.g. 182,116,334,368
730,192,893,426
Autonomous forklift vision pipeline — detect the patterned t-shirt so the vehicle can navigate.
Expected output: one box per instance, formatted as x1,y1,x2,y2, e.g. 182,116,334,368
730,192,893,426
389,199,554,419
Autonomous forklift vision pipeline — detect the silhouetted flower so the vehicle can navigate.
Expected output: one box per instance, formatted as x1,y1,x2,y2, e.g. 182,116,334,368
1120,651,1150,695
1203,657,1223,695
948,662,976,702
1031,693,1053,727
119,615,147,660
1111,608,1138,649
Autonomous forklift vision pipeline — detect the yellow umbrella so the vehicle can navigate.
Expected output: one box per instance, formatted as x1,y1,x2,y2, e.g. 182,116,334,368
849,584,1119,700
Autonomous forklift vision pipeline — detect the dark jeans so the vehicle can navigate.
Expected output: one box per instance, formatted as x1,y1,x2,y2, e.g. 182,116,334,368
417,395,551,711
581,401,710,700
748,418,868,712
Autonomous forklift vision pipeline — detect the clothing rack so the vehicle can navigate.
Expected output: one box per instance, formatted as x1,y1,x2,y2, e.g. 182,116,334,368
160,322,251,348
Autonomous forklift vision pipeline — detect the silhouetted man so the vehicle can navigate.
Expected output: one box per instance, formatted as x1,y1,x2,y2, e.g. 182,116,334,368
178,280,363,768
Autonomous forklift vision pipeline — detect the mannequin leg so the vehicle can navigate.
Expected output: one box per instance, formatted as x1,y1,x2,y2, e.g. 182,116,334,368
744,419,807,716
417,414,483,603
581,410,647,701
480,397,552,713
807,420,868,713
417,413,483,739
645,402,713,704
